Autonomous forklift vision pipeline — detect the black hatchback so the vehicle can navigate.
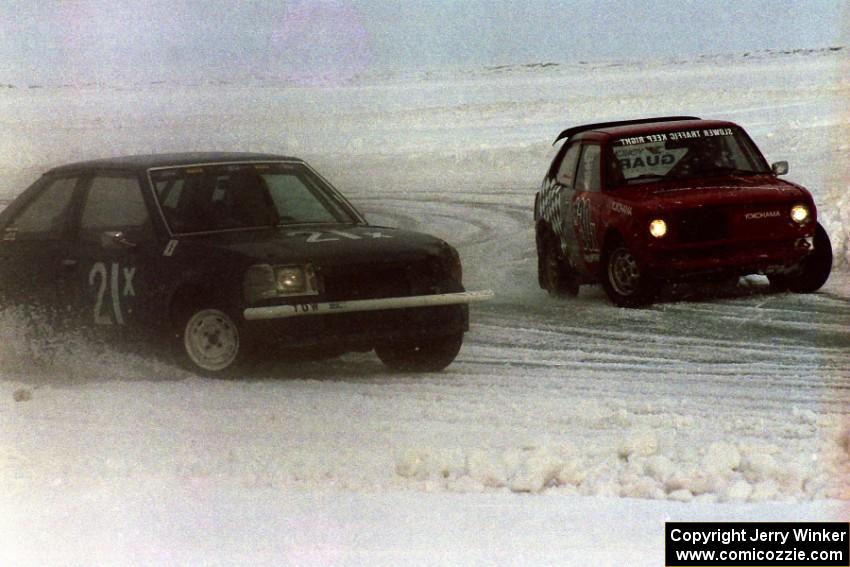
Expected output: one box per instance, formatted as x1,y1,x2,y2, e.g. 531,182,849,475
0,153,491,375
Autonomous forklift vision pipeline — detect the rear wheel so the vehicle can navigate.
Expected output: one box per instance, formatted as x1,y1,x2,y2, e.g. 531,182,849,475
601,239,656,307
540,236,579,297
786,222,832,293
375,332,463,372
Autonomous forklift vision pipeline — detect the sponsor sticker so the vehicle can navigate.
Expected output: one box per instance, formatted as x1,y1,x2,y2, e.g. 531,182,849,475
613,143,687,177
286,230,392,244
291,303,319,314
745,210,781,220
610,201,632,216
615,128,734,146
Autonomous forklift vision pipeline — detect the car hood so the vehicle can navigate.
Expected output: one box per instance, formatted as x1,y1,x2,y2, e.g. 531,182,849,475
179,224,454,267
615,175,810,211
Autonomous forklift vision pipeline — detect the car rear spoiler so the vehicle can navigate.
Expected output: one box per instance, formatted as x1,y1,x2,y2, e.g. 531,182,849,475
553,116,701,145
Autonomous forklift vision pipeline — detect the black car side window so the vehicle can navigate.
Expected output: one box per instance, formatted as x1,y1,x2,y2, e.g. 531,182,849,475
80,175,154,242
575,145,601,192
9,176,78,240
554,143,581,187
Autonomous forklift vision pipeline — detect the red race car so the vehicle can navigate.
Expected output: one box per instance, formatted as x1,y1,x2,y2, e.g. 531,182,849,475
534,116,832,306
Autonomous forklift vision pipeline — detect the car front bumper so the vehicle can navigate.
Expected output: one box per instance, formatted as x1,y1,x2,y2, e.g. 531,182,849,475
241,290,493,349
644,236,814,279
243,290,493,321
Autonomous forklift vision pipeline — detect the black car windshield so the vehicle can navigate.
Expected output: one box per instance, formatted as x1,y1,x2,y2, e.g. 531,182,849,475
150,163,357,233
609,126,770,186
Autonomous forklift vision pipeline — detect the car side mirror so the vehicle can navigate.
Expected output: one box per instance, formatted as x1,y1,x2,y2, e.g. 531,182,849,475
771,161,789,175
100,230,137,250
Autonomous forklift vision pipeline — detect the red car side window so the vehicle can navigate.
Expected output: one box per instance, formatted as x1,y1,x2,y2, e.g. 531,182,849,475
555,143,581,187
575,145,601,192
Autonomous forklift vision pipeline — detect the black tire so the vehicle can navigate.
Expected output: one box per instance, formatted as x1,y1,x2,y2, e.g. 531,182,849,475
177,306,253,376
601,238,656,307
786,222,832,293
540,235,579,297
375,332,463,372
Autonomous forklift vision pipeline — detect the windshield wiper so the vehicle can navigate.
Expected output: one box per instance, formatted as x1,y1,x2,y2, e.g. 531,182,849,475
626,174,665,184
277,219,346,227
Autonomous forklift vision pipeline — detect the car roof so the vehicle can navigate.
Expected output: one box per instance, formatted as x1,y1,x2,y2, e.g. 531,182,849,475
45,152,303,175
553,116,740,144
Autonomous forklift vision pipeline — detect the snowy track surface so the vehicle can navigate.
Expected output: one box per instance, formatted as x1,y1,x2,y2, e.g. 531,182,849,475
1,49,848,565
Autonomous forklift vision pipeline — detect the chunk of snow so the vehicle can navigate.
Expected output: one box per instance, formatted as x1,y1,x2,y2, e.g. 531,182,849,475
701,443,741,475
618,429,660,460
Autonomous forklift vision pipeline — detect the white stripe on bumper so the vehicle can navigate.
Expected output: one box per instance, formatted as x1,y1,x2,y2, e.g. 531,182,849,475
243,290,494,321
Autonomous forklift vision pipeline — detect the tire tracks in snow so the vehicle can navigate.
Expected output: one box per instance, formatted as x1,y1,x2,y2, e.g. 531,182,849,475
359,185,850,418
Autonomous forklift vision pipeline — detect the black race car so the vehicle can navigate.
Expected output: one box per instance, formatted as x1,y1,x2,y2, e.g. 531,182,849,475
0,153,491,375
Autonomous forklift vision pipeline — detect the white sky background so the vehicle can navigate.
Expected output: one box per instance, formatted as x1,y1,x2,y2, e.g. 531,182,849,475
0,0,847,85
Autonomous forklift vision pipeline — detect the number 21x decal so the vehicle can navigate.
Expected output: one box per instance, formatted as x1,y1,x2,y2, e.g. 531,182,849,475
88,262,136,325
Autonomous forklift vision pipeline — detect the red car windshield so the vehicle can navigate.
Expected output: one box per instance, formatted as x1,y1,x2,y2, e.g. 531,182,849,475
608,126,770,186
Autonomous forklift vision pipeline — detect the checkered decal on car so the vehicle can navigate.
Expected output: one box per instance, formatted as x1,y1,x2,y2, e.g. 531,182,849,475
537,183,566,253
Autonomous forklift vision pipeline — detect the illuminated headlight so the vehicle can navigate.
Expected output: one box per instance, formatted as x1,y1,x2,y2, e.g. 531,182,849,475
276,267,307,293
790,204,810,225
649,219,668,238
244,263,318,304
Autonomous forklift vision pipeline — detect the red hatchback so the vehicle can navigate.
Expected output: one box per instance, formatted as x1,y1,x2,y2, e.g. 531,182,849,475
533,116,832,306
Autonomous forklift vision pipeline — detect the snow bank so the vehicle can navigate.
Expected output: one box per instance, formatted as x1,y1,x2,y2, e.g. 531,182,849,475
824,183,850,269
394,430,850,501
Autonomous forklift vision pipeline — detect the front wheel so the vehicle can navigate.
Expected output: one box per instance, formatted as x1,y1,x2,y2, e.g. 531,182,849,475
786,222,832,293
375,332,463,372
601,240,656,307
179,307,252,376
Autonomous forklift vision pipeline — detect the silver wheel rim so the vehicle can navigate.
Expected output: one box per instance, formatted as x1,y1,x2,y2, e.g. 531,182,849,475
184,309,239,371
608,248,641,296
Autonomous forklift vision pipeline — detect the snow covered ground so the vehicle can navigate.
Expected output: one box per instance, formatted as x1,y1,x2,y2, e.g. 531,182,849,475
1,48,848,565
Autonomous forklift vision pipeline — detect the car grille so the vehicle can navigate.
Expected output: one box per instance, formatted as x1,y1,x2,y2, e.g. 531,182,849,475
676,207,728,243
320,260,445,302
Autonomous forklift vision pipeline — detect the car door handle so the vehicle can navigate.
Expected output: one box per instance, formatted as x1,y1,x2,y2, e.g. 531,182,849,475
61,258,78,270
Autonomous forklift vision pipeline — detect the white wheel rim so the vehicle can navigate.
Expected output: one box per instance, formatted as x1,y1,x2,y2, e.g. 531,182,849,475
184,309,240,371
609,248,641,296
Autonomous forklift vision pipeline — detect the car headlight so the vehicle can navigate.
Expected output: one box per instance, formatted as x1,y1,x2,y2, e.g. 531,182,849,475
649,219,668,238
790,204,810,225
244,263,318,304
275,266,308,293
